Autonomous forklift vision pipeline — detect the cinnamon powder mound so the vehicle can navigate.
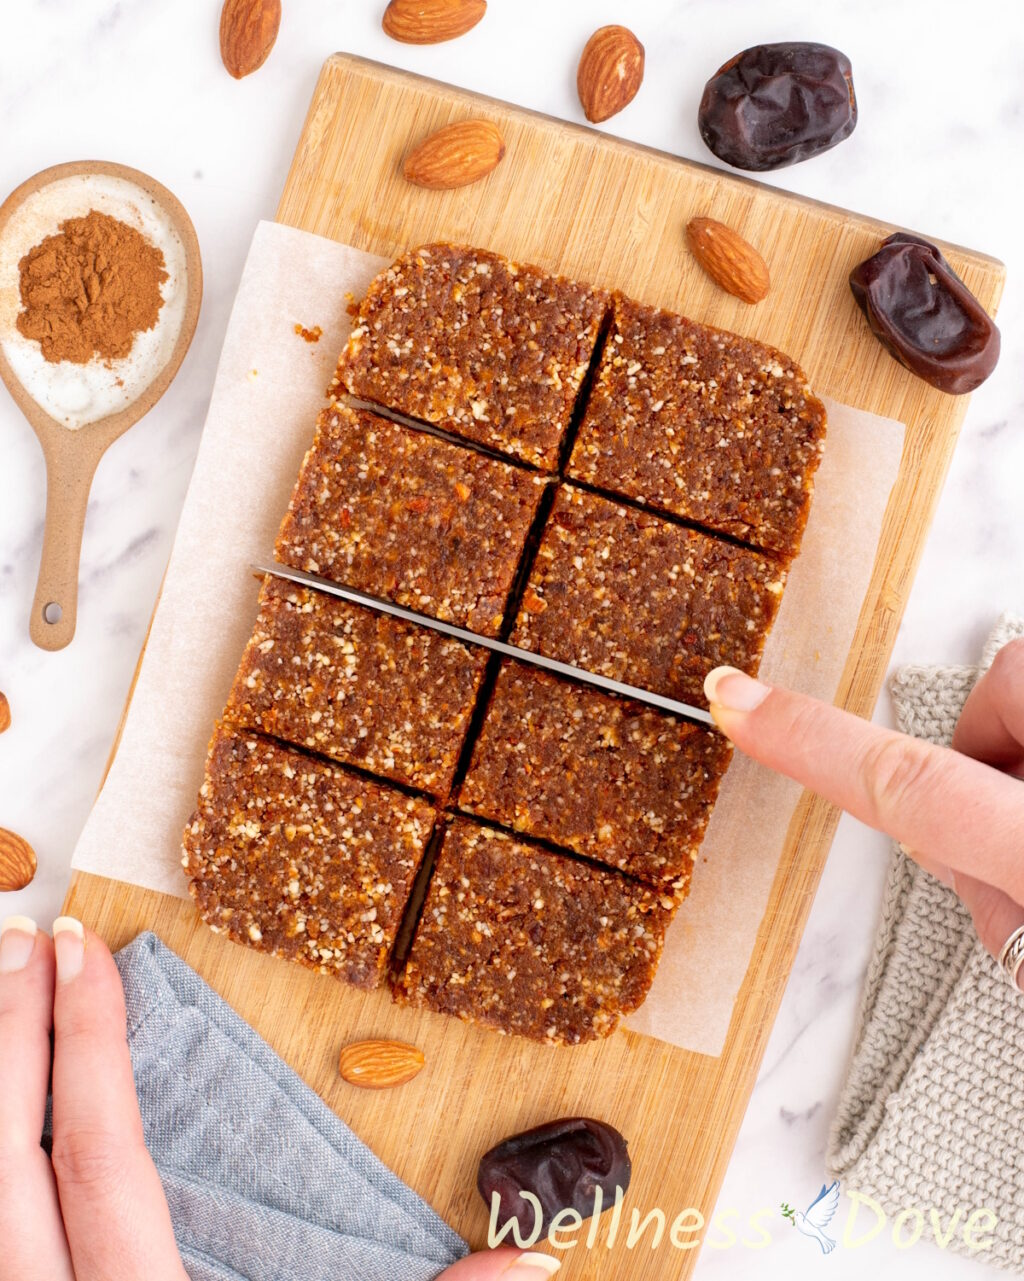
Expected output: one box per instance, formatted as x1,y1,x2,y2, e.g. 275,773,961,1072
16,209,168,364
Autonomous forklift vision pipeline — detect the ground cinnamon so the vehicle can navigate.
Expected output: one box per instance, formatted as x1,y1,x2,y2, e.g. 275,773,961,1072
16,209,167,364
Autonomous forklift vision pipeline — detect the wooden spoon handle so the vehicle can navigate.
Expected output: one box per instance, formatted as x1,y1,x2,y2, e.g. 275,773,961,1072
30,438,105,651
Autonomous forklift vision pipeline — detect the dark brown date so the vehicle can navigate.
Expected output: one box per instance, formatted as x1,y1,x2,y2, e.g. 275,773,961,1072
849,233,1000,394
698,42,856,171
477,1117,630,1234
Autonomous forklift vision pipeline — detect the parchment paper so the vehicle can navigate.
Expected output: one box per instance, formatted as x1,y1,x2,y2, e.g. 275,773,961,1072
71,221,905,1058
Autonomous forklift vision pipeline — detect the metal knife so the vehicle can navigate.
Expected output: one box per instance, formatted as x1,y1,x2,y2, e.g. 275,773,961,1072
251,561,716,728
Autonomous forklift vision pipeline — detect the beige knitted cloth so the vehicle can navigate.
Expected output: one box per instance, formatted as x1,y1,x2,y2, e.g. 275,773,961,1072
827,615,1024,1271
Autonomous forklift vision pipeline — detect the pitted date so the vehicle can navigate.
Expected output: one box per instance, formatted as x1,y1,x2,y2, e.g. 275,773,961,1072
850,234,1000,394
477,1117,631,1234
698,42,857,171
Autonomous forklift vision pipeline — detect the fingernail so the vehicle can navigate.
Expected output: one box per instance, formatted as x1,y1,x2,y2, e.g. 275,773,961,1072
704,665,770,712
500,1254,562,1278
0,916,38,973
52,916,84,982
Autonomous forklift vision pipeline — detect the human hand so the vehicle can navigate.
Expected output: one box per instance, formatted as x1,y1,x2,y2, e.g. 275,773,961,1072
705,639,1024,987
0,917,190,1281
0,917,561,1281
436,1250,561,1278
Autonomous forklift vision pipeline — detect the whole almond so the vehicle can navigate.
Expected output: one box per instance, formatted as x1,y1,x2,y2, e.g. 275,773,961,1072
577,25,645,124
686,217,771,304
383,0,486,44
220,0,281,79
0,829,36,892
403,120,505,190
339,1039,425,1089
0,692,9,734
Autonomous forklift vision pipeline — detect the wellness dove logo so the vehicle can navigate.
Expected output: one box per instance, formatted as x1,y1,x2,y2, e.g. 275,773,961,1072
781,1180,841,1255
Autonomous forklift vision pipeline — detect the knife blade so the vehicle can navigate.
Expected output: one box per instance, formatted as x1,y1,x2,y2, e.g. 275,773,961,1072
251,561,717,728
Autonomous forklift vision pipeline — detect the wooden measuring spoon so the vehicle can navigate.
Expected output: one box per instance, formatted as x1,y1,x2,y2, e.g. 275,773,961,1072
0,160,202,651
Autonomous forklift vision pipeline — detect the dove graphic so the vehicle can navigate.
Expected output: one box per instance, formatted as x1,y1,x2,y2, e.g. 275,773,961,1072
781,1180,841,1254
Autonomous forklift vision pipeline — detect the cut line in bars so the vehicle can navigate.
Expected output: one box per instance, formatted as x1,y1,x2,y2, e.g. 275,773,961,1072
251,561,718,728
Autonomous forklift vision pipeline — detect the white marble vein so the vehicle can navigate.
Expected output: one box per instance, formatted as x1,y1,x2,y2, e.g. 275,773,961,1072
1,3,1022,1278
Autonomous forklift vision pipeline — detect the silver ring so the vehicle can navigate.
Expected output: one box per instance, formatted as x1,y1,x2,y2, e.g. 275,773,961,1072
997,924,1024,991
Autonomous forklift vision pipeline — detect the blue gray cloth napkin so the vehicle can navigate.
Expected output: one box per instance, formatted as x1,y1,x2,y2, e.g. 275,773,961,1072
110,932,468,1281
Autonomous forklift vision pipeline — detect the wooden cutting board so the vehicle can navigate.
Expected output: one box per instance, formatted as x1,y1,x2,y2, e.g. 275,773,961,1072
65,54,1005,1278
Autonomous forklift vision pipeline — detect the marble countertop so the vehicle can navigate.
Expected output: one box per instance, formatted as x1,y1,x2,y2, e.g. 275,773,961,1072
1,3,1021,1277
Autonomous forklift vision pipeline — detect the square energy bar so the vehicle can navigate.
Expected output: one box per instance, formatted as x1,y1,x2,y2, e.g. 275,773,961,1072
459,660,732,895
275,406,548,637
225,576,488,795
510,485,786,705
182,725,436,989
334,244,608,470
569,295,827,558
394,818,673,1045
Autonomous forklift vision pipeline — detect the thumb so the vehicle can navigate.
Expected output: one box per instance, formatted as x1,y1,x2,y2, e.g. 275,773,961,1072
703,667,1024,907
436,1249,561,1279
